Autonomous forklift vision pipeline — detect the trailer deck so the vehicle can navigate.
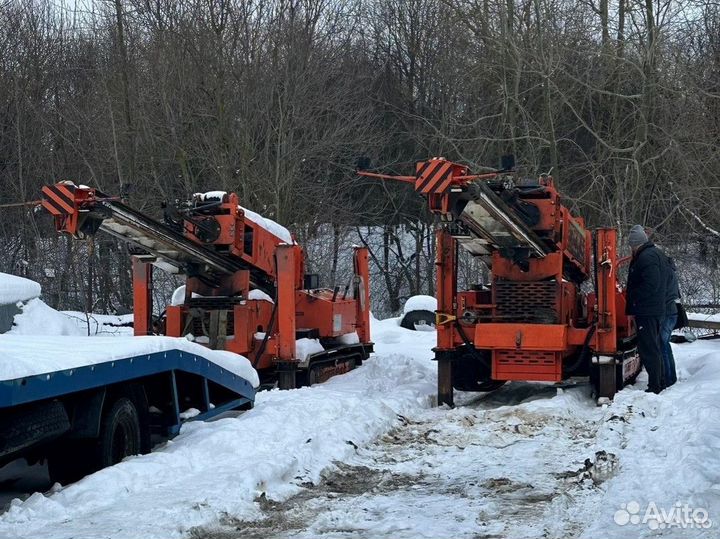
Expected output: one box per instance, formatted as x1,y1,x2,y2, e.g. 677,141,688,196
0,335,256,420
0,335,258,477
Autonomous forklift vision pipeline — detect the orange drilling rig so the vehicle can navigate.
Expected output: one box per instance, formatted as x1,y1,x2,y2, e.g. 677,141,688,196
41,183,372,389
361,157,640,406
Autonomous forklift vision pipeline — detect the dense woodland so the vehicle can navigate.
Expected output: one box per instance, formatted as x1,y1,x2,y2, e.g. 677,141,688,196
1,0,720,314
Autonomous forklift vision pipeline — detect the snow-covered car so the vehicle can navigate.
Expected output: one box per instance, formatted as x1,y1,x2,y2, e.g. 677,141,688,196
0,273,41,333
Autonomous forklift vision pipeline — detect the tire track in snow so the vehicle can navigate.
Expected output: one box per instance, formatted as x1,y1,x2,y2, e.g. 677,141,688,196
192,383,616,539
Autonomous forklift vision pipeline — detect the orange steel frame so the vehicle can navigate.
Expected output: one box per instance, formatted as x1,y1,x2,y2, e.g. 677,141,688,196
41,183,373,385
125,245,371,373
434,223,628,406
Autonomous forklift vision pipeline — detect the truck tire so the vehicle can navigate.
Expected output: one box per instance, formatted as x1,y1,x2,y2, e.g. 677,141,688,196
400,310,435,331
96,397,142,469
0,401,70,465
48,396,143,485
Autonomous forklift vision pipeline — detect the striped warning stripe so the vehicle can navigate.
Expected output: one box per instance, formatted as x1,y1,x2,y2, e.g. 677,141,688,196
414,159,454,195
41,184,77,215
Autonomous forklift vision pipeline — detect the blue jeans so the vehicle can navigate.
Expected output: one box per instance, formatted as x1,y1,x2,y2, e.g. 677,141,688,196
661,313,678,387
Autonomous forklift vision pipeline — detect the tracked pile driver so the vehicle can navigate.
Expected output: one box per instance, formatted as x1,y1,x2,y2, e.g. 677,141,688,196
41,183,372,388
361,158,640,405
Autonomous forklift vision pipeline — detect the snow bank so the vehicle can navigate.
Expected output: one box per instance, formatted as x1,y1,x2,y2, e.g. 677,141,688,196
60,311,134,336
241,206,293,244
0,334,259,387
0,273,41,305
580,339,720,538
402,294,437,315
0,318,435,539
688,311,720,323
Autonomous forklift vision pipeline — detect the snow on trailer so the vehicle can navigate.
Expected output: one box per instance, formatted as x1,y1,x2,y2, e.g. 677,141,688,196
0,334,257,485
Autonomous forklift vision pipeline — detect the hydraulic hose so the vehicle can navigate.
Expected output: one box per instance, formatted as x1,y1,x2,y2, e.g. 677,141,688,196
454,320,491,368
564,323,597,375
564,231,601,375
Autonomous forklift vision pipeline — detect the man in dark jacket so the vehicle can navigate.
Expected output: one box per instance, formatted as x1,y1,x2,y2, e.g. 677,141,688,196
661,255,680,387
626,225,666,393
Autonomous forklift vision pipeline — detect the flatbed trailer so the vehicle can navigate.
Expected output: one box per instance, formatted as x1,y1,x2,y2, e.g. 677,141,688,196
0,335,256,484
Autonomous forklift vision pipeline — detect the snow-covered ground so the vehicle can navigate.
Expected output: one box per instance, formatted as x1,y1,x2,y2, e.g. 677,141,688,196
59,311,134,336
689,311,720,323
1,316,719,538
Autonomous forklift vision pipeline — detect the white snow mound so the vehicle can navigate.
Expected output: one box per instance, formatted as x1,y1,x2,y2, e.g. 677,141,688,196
10,298,83,336
296,337,324,360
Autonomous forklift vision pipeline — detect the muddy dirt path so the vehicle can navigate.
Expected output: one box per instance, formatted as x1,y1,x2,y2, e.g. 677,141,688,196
191,383,618,539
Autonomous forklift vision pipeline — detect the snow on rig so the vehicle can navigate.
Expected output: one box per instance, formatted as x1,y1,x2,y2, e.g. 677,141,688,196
360,156,640,406
0,184,372,484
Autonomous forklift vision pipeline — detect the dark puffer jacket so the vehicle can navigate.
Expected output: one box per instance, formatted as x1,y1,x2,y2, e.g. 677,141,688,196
626,242,668,317
665,255,680,315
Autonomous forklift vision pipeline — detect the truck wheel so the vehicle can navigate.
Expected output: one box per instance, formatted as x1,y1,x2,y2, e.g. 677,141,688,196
0,401,70,464
400,310,436,331
96,397,142,469
48,396,142,485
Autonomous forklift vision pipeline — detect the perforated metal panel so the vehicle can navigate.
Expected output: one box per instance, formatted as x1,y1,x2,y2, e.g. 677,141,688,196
493,349,562,381
493,280,558,323
496,350,556,365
